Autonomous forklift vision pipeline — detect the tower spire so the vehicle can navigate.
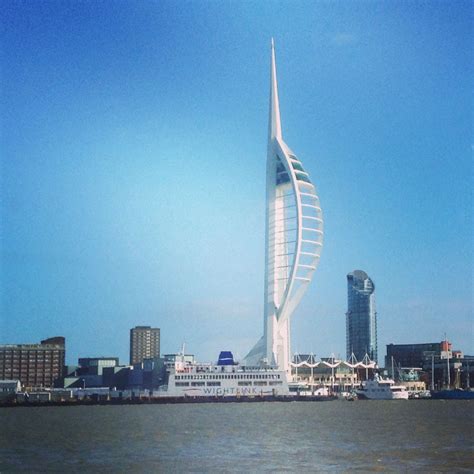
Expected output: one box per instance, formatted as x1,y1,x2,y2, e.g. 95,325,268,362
245,40,323,377
270,38,282,140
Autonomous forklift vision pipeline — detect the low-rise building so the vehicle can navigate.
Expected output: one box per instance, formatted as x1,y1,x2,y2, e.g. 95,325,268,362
62,357,119,388
77,357,119,375
421,353,473,390
0,379,21,401
386,341,473,390
385,341,450,370
292,355,359,391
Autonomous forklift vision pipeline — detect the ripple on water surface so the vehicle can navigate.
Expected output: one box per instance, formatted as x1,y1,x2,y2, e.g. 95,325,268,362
1,400,473,472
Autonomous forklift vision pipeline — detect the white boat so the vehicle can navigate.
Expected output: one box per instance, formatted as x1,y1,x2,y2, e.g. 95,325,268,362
356,374,409,400
288,382,331,397
154,351,289,398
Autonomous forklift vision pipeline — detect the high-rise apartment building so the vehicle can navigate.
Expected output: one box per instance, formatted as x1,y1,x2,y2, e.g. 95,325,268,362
129,326,160,365
244,40,324,375
346,270,377,363
0,336,65,388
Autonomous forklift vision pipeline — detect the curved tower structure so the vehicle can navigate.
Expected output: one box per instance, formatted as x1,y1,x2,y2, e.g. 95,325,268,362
245,40,323,375
346,270,377,363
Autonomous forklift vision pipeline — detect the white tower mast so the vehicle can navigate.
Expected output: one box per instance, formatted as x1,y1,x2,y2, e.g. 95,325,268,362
245,40,324,377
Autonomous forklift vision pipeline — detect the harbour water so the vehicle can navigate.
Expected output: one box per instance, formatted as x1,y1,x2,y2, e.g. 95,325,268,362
1,400,473,472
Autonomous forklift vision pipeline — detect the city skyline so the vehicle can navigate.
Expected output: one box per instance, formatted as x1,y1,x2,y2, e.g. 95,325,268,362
1,2,472,365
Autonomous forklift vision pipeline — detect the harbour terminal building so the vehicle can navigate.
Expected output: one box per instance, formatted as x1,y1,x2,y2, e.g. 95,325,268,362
244,40,324,375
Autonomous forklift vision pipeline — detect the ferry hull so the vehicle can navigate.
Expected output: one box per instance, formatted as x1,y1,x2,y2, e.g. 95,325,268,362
430,390,474,400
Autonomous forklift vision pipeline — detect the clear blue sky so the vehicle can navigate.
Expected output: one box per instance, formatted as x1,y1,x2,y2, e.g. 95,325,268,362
1,1,472,365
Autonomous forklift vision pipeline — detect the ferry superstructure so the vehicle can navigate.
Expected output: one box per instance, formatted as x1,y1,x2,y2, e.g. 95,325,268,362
155,352,289,397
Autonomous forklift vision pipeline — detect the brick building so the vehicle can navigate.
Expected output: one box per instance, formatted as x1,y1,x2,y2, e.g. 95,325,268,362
0,337,65,389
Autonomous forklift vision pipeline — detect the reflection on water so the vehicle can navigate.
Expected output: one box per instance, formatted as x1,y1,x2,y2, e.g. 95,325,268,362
1,401,473,472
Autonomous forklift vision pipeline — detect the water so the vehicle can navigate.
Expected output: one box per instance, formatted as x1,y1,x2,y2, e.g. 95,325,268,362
1,400,473,472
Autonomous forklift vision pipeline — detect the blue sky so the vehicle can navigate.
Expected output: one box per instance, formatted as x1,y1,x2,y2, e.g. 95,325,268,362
1,1,472,365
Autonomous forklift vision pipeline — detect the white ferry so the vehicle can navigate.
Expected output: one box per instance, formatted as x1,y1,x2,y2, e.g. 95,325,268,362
356,374,409,400
154,351,290,398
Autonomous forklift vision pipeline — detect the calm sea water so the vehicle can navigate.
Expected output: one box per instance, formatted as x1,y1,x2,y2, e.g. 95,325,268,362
1,400,473,472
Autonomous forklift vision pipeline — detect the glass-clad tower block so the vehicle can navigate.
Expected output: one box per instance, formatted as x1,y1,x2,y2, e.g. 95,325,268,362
346,270,377,363
244,40,324,375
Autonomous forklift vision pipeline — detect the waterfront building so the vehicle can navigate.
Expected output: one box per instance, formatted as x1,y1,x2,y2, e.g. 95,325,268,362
130,326,160,365
385,341,451,369
128,357,168,390
102,365,132,390
346,270,377,363
292,355,358,392
394,368,426,393
386,340,473,390
0,380,21,401
421,352,472,390
61,357,119,388
78,357,119,375
0,337,65,389
245,40,324,375
62,355,167,391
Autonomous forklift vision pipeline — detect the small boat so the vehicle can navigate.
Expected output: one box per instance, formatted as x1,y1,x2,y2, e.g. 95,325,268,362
356,374,409,400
